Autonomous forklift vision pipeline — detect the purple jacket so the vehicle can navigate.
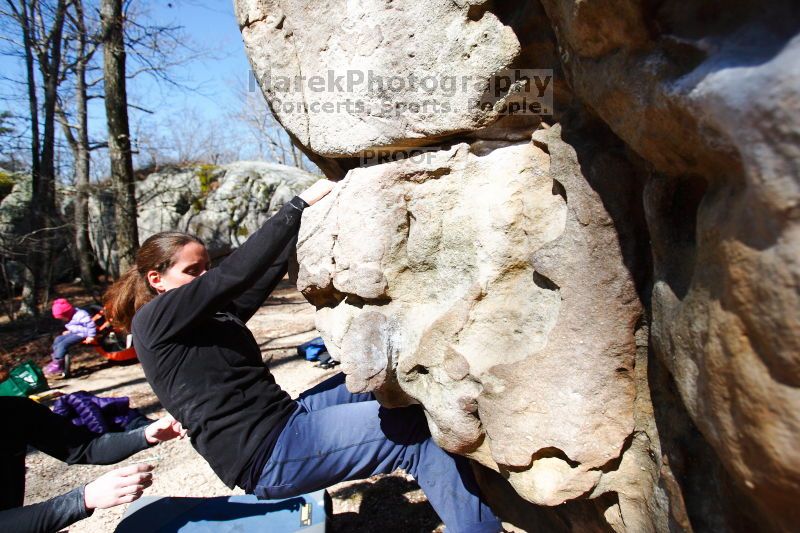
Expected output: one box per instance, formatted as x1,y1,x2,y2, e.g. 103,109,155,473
52,391,146,434
64,308,96,338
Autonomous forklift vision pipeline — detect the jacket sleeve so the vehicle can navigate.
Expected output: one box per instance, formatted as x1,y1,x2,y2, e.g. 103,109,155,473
80,310,97,338
227,234,297,324
65,310,96,338
63,427,152,466
0,487,92,533
64,317,81,336
133,197,307,344
11,397,152,466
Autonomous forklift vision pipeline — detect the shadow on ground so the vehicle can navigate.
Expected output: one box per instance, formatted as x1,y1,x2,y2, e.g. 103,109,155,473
328,475,442,533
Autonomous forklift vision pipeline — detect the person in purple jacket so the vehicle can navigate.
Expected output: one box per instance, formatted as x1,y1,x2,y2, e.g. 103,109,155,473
44,298,97,377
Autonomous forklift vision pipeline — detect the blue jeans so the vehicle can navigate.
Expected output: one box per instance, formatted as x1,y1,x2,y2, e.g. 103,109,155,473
51,333,84,360
255,373,501,533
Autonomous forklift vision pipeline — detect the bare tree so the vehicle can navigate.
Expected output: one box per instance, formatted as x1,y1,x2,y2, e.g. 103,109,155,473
0,0,216,312
0,110,26,171
100,0,137,273
131,106,241,168
96,0,204,273
56,0,101,287
56,0,201,279
2,0,69,316
229,77,308,170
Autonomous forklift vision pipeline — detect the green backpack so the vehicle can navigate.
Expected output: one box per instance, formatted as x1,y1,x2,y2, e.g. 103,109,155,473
0,360,49,397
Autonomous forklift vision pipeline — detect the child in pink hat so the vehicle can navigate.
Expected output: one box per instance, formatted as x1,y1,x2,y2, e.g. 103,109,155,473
44,298,96,377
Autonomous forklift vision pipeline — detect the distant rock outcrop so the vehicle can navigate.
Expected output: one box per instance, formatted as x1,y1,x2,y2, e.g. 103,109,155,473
90,161,317,273
0,172,31,245
0,173,32,288
0,173,74,291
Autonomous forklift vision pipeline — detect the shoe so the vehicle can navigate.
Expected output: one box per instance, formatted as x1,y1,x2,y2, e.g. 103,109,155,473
43,359,65,376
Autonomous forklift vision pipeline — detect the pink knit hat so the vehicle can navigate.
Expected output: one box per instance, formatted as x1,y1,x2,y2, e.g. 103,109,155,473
52,298,75,319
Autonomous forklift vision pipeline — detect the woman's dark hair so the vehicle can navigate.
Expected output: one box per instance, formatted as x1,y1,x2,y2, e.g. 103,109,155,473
104,232,204,331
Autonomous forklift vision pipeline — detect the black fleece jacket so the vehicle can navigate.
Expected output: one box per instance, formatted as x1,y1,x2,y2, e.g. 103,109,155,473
132,196,307,489
0,397,152,533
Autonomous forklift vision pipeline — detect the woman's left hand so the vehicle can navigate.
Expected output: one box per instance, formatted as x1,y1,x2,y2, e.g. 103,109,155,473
299,179,337,206
144,414,187,444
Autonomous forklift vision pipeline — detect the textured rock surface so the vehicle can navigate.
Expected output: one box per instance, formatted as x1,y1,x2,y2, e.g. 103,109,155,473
535,1,800,529
0,173,31,251
0,174,33,287
177,161,315,252
0,175,73,286
297,130,657,514
90,161,317,272
242,0,800,530
234,0,521,157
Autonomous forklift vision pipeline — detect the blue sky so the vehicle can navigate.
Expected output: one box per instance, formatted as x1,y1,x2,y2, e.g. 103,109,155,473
136,1,251,122
0,0,294,174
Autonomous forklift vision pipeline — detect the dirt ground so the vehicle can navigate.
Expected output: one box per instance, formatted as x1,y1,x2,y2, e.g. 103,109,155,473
7,280,442,532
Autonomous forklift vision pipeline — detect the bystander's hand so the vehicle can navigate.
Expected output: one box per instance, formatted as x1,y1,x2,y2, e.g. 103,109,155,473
144,414,187,444
83,464,153,510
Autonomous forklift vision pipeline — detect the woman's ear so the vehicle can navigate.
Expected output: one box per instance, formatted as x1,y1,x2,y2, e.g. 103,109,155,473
146,270,164,293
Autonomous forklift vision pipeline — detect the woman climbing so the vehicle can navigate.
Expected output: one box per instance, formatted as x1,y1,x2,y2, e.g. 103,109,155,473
103,179,501,533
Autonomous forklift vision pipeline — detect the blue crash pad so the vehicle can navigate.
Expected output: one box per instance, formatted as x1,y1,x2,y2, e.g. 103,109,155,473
115,490,327,532
297,337,327,361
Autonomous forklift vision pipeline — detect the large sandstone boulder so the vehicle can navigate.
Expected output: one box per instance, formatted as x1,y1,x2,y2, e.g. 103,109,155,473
297,129,664,527
0,173,31,248
533,2,800,529
234,0,522,157
0,174,33,288
180,161,315,253
241,0,800,530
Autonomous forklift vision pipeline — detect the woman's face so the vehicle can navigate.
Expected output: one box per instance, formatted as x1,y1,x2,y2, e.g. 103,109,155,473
147,242,210,294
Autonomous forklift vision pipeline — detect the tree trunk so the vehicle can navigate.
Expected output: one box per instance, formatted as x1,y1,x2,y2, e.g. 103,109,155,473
59,66,94,287
36,0,68,313
13,0,68,315
19,0,42,314
38,0,66,219
74,81,93,286
101,0,138,273
20,1,40,184
60,0,95,287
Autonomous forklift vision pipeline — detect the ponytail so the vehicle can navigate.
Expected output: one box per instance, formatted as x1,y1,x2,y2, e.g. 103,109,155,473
104,266,156,332
103,231,204,332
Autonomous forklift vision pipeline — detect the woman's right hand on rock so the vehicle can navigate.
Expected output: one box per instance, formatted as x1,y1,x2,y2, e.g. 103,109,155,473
299,179,337,206
83,463,154,510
